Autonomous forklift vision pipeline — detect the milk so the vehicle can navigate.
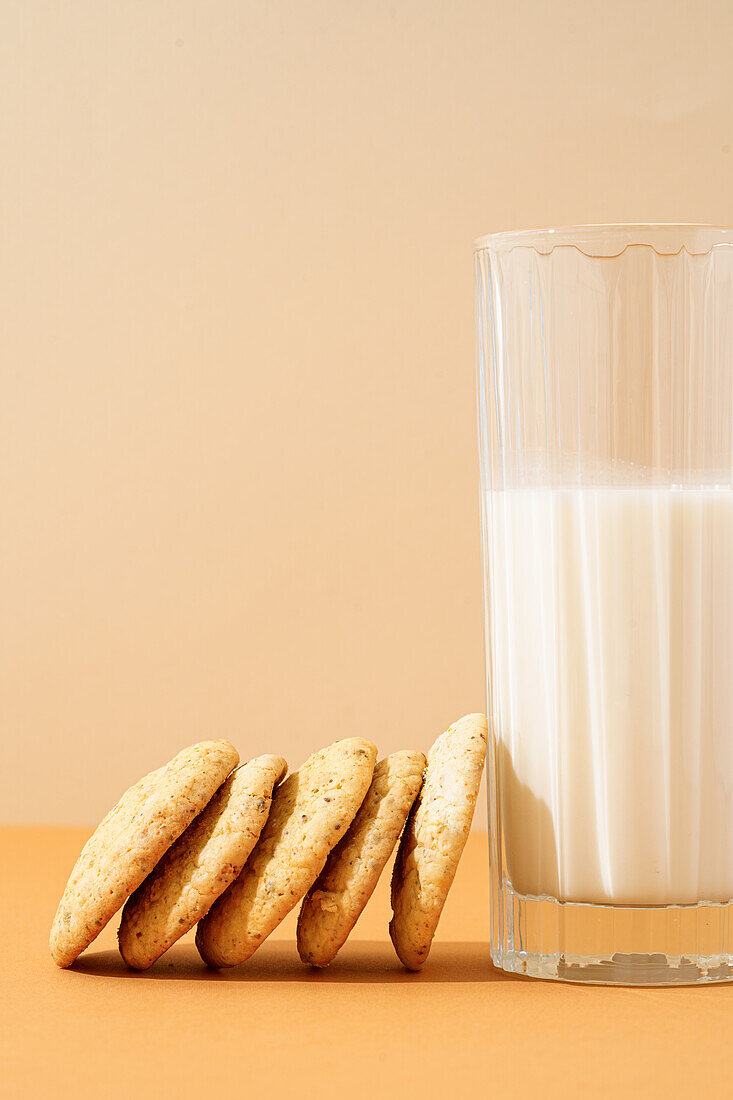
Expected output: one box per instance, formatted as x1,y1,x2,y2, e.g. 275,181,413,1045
485,486,733,906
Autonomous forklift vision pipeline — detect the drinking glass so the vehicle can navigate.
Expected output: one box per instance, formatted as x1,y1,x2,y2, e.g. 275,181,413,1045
475,225,733,984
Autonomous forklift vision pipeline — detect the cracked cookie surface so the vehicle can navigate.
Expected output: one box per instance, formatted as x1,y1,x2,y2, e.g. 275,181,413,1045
50,740,239,968
118,754,287,969
297,750,425,967
196,738,377,967
389,714,487,971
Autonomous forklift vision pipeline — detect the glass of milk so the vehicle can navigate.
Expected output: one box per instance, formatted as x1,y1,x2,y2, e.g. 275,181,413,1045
475,225,733,984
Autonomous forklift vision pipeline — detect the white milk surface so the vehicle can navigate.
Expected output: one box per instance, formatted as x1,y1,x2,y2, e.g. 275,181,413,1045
485,487,733,905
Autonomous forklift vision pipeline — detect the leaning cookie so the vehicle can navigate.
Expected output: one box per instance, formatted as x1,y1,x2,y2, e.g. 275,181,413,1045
118,754,287,969
49,740,239,968
297,750,426,967
389,714,487,971
196,738,377,968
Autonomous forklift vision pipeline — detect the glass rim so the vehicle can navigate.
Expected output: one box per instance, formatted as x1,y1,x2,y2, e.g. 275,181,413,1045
473,223,733,257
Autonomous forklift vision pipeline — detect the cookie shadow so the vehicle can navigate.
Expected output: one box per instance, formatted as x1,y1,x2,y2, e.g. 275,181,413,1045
69,940,517,984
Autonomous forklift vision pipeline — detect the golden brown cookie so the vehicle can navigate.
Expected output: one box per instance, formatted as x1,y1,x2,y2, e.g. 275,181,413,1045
49,740,239,968
297,750,425,967
196,738,377,967
118,754,287,969
389,714,487,970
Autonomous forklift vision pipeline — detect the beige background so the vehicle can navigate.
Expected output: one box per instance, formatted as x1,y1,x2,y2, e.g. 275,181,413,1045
3,0,733,826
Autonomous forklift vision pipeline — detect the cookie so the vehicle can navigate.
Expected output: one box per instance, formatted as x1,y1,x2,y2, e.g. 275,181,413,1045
118,754,287,969
196,738,377,967
297,750,425,967
49,740,239,968
389,714,487,970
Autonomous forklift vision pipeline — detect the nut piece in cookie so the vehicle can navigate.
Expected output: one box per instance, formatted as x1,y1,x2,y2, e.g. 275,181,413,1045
49,740,239,968
297,750,425,967
118,754,287,970
389,714,487,970
196,738,377,967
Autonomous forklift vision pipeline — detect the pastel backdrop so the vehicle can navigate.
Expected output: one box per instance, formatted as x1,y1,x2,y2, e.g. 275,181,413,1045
4,0,733,828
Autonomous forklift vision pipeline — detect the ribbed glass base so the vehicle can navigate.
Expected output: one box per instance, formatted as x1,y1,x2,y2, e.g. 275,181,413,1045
492,882,733,985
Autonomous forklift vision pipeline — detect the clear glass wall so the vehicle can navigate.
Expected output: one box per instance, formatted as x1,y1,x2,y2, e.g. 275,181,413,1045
476,225,733,984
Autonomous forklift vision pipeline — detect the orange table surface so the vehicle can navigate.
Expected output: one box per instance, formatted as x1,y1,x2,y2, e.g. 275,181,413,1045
3,825,733,1099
